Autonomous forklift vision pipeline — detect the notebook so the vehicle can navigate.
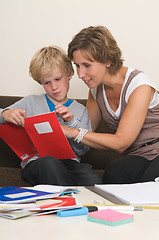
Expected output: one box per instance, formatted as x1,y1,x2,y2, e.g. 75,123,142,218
0,186,59,204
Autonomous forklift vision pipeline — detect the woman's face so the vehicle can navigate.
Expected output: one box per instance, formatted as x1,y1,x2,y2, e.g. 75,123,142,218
73,50,108,89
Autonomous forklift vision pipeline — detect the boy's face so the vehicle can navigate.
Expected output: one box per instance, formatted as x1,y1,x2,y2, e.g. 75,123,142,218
40,66,70,105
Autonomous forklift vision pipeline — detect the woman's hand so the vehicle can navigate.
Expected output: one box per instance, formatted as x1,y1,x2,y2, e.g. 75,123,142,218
2,108,26,127
61,125,79,139
55,104,73,122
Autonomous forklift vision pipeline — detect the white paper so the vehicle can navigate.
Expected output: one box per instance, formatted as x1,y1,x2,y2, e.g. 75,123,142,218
95,181,159,205
32,184,78,194
5,191,36,199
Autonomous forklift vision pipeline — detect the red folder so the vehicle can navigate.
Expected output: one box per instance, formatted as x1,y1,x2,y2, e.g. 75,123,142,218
24,112,76,159
0,122,38,161
0,112,76,161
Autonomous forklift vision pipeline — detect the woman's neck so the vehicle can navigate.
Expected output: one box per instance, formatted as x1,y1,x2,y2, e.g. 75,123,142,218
103,66,128,111
103,66,128,90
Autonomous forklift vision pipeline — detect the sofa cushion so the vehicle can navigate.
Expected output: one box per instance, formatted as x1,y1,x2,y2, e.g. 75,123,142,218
0,167,31,187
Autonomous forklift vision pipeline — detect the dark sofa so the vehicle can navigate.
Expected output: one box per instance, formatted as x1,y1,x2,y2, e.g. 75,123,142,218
0,96,122,187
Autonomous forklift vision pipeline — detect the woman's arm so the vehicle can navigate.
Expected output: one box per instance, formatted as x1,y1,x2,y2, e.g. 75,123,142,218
62,85,155,153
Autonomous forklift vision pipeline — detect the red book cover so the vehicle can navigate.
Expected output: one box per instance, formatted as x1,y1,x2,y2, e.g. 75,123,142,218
36,196,77,210
0,122,38,161
24,112,76,159
0,112,76,161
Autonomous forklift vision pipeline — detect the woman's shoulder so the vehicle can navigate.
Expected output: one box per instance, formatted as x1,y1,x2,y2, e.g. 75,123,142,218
125,68,159,104
126,68,156,89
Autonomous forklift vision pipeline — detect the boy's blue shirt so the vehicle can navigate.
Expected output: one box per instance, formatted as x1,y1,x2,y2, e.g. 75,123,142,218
45,94,73,113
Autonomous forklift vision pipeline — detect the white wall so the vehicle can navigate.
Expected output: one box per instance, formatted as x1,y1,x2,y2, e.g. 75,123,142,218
0,0,159,99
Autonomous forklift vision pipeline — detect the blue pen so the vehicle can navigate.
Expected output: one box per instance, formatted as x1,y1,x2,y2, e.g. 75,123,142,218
57,206,98,217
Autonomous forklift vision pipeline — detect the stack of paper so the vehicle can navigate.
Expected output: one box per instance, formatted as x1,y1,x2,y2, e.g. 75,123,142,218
0,185,81,219
95,181,159,205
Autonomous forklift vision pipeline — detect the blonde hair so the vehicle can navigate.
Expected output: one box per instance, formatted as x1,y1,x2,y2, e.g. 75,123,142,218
29,46,74,84
68,26,124,75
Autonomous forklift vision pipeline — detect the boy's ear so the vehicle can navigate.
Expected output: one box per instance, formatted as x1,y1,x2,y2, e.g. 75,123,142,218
68,72,74,80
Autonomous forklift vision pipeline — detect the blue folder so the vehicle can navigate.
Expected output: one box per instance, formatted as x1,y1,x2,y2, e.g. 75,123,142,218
0,186,57,203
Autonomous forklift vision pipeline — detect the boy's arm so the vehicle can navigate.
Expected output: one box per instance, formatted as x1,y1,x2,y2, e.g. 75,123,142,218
0,97,27,125
1,109,26,127
0,108,6,124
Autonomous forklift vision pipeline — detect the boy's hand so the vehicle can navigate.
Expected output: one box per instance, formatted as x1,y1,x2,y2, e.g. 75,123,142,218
55,104,74,122
2,109,26,127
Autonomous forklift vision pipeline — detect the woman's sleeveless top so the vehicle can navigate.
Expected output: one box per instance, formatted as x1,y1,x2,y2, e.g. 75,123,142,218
96,69,159,160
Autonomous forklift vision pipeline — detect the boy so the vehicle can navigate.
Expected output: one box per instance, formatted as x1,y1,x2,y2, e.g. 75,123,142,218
0,46,101,186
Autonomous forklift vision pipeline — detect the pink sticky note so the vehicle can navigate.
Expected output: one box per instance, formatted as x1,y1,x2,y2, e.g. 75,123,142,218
87,209,134,226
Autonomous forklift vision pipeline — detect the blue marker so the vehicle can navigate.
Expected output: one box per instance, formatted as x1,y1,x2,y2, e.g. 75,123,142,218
57,206,98,217
57,207,88,217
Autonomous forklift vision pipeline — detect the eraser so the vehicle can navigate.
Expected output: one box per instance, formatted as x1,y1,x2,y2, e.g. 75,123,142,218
87,209,134,226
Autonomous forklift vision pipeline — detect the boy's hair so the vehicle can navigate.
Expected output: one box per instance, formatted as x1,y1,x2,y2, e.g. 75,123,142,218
29,46,74,84
68,26,124,75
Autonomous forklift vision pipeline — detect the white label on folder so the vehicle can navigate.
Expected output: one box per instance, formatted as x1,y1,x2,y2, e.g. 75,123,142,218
5,192,36,199
34,122,53,134
21,154,29,160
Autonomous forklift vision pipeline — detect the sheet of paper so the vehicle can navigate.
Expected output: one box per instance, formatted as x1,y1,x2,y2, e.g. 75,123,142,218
32,184,79,194
0,210,33,220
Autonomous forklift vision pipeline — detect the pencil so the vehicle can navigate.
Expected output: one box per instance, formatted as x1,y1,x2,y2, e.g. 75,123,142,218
83,204,143,211
83,204,159,210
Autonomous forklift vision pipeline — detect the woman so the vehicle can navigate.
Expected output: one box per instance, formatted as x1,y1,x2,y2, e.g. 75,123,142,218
63,25,159,184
